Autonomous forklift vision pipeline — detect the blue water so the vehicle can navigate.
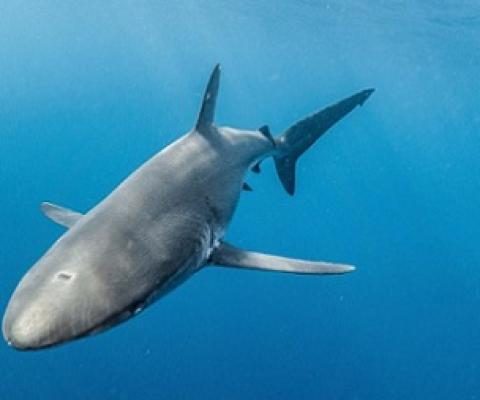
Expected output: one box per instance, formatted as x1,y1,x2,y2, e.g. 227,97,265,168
1,1,479,398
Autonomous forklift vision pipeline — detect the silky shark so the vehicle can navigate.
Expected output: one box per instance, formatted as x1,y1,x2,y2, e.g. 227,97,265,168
2,65,373,350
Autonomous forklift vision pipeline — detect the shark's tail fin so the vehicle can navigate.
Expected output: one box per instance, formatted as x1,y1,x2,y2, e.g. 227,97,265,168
273,88,374,195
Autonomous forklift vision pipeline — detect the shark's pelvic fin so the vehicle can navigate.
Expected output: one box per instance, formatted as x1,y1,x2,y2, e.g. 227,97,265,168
242,182,253,192
40,202,83,228
274,88,375,195
195,64,221,135
210,242,355,275
251,162,261,173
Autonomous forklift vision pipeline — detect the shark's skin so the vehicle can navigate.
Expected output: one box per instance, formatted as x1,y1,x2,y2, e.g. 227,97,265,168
2,65,373,350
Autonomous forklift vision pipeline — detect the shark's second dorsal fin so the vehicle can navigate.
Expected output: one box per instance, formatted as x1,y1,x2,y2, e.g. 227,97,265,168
41,202,83,228
195,64,221,135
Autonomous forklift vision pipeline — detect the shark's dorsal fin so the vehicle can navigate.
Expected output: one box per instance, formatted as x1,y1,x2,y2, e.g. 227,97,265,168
195,64,221,135
41,202,83,228
210,242,355,275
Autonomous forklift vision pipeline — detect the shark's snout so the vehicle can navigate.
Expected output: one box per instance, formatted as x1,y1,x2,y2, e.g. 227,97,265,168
2,304,56,350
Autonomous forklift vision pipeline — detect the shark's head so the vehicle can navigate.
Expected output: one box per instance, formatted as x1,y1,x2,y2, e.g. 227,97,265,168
3,251,104,350
3,269,88,350
2,224,146,350
2,269,86,350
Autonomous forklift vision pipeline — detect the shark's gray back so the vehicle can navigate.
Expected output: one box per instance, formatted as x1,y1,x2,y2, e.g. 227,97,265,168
93,129,251,240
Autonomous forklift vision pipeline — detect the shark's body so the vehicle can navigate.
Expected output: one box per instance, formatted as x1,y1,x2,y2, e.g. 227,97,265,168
2,66,373,350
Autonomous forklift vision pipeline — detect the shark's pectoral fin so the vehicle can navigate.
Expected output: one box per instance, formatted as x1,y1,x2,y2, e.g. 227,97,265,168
209,242,355,275
40,202,84,228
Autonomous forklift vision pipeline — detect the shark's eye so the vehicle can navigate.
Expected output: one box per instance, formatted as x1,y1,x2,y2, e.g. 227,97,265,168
55,271,74,282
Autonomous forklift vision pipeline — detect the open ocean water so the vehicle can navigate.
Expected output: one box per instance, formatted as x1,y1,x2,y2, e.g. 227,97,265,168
1,1,479,399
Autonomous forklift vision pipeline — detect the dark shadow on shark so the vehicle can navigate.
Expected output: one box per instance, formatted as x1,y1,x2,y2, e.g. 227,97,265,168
2,65,374,350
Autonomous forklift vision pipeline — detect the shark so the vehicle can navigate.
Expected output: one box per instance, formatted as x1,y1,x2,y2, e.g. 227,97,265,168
2,65,373,350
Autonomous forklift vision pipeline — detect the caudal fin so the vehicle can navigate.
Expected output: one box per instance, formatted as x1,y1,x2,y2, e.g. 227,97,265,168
274,88,374,195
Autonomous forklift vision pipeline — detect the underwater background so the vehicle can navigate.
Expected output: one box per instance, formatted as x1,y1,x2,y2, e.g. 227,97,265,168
1,1,479,399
